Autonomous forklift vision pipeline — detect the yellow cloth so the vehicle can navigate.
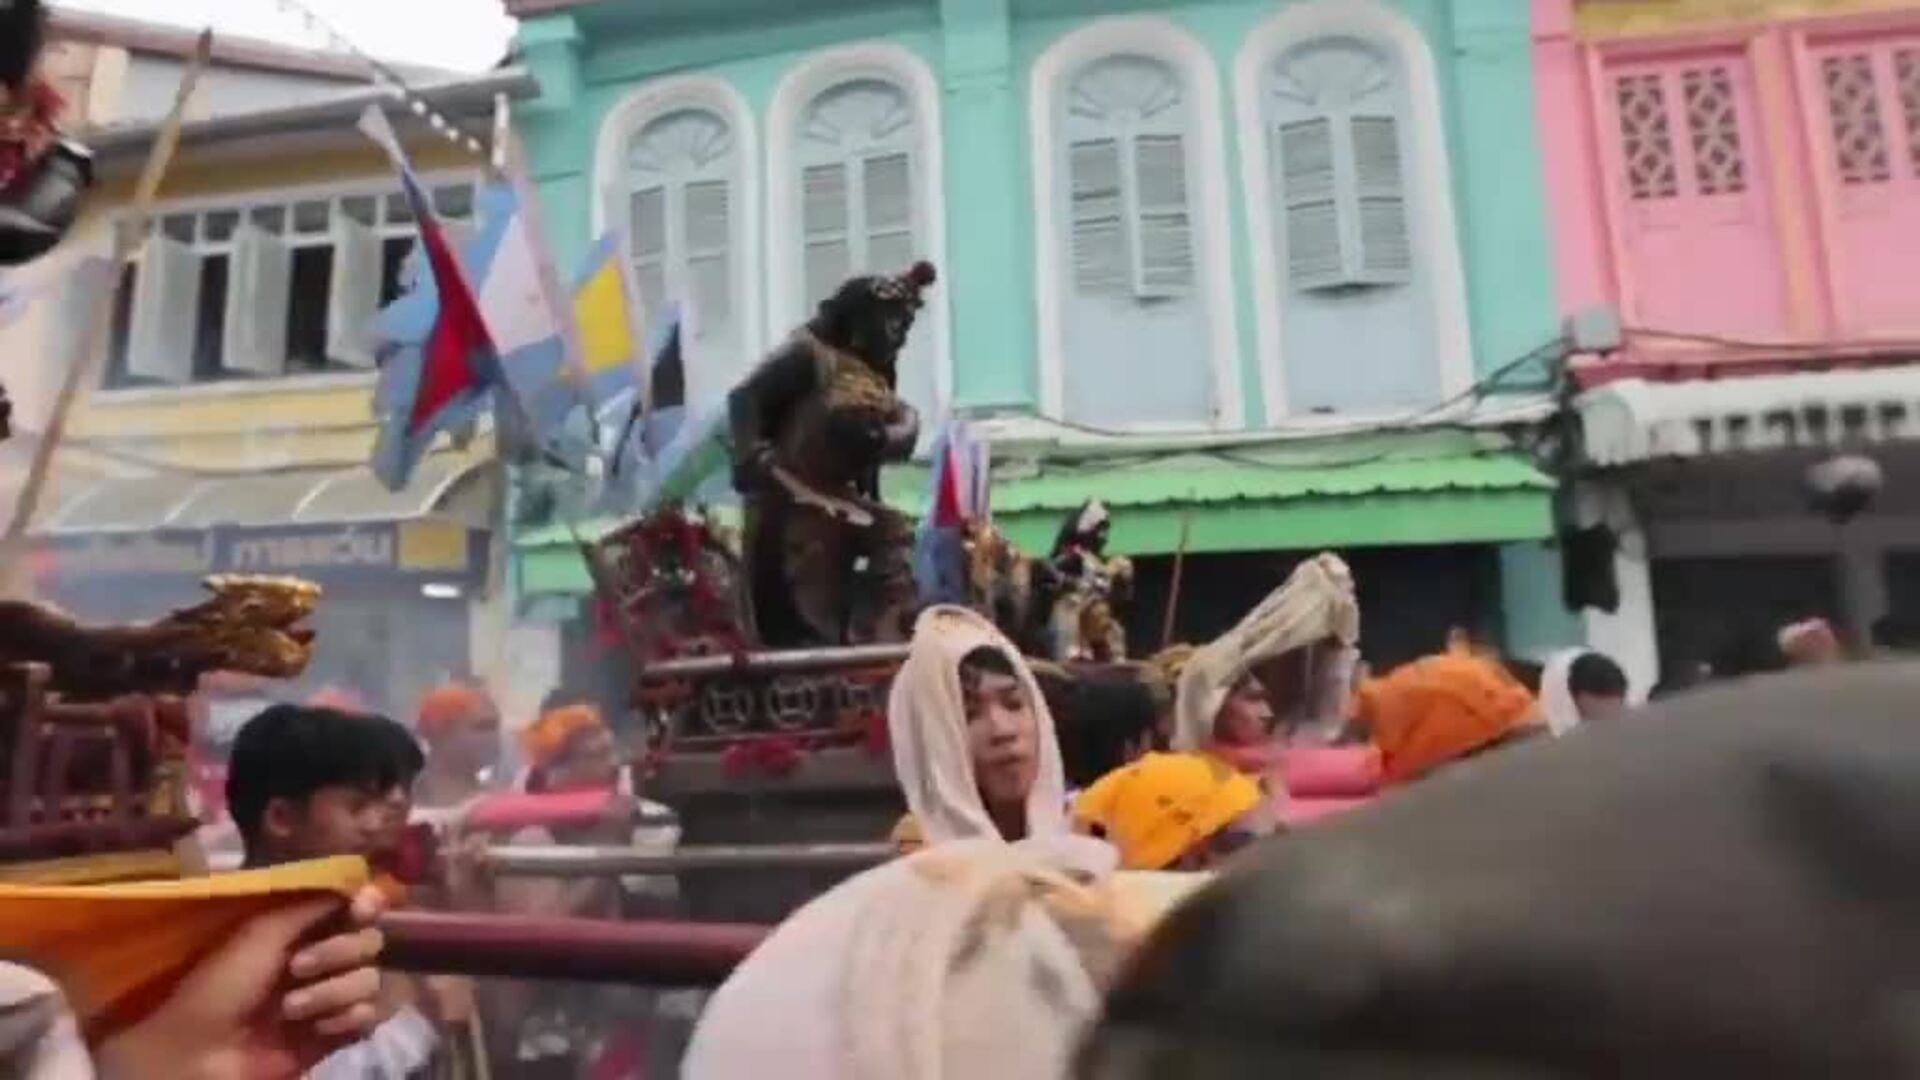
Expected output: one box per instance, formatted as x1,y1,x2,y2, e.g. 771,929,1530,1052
890,813,926,856
1356,652,1538,784
0,856,368,1041
1073,753,1261,871
575,249,637,377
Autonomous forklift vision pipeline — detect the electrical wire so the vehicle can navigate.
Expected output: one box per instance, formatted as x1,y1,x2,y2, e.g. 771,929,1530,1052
263,0,491,157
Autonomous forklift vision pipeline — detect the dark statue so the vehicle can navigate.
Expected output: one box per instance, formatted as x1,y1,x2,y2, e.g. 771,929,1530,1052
728,262,935,647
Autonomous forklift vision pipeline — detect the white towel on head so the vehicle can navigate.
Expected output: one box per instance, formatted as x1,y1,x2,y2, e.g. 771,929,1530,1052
1540,649,1589,737
684,836,1131,1080
1171,554,1361,753
888,605,1070,845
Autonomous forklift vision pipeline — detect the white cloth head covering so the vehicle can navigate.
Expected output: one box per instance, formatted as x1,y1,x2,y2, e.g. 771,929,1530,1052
1171,554,1361,752
684,836,1134,1080
888,605,1070,845
1539,648,1590,737
0,963,93,1078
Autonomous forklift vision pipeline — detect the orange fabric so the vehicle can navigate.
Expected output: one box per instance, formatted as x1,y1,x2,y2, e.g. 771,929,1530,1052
416,683,490,741
0,856,368,1041
1356,653,1538,785
519,704,605,770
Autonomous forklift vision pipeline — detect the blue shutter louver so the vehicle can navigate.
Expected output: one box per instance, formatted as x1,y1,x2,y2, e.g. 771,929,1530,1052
1069,137,1127,297
1278,118,1345,288
1351,115,1411,282
802,162,851,305
1132,133,1194,297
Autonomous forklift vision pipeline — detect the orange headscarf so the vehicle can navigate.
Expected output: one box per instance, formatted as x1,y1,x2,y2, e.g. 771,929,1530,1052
1355,652,1538,785
416,683,491,741
519,704,604,770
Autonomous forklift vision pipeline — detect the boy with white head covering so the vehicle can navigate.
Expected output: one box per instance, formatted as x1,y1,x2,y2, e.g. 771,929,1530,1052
889,604,1079,851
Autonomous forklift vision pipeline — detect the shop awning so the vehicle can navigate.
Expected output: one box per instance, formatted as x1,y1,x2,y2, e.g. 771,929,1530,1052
35,450,497,534
892,430,1553,557
512,431,1553,597
1579,371,1920,467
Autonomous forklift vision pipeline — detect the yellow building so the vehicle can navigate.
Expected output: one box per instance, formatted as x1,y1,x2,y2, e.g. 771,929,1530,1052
14,51,536,720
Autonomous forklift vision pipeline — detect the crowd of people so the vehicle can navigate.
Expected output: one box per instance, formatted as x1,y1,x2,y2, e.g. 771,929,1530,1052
12,538,1895,1078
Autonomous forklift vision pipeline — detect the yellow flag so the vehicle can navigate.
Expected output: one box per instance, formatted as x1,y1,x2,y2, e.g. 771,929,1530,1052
574,251,636,379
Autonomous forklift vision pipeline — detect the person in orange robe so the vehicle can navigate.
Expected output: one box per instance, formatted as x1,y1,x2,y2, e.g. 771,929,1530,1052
1352,648,1541,785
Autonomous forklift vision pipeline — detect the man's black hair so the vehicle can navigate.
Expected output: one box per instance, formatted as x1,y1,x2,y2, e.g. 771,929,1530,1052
1569,651,1628,698
225,704,424,852
958,644,1018,683
0,0,45,91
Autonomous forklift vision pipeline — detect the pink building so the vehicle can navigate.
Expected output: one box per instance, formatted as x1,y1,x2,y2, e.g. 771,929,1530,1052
1534,0,1920,687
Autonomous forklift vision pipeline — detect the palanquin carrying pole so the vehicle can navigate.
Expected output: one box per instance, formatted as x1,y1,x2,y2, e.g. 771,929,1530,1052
380,912,768,986
484,841,894,877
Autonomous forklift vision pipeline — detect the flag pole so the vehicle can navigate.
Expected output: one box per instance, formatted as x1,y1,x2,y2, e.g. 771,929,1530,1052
1160,498,1195,650
498,130,602,451
0,31,213,591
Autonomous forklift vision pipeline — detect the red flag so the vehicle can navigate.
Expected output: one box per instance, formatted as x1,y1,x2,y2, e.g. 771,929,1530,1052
405,173,493,432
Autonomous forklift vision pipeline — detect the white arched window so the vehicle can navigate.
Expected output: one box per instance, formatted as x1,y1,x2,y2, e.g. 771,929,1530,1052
595,77,760,405
1032,20,1238,430
1236,0,1471,420
769,44,949,432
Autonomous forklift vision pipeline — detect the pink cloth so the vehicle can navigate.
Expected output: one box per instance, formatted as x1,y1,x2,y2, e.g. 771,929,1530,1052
1282,746,1382,799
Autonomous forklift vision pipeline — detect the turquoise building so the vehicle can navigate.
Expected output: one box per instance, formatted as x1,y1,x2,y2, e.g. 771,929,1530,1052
506,0,1583,669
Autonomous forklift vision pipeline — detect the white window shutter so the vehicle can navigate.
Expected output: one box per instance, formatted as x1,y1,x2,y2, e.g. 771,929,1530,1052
629,186,668,318
862,152,913,274
1349,115,1411,282
327,214,383,368
221,223,292,375
1130,133,1193,297
802,162,851,304
683,179,732,336
126,233,200,383
1277,117,1346,290
1069,138,1127,297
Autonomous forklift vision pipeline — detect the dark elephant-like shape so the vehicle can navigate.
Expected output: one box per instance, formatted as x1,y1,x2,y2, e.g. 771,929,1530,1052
1082,663,1920,1078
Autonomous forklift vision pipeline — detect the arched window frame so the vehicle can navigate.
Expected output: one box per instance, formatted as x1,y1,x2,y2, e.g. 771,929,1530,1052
767,42,950,415
1235,0,1472,422
592,75,763,391
1031,17,1241,430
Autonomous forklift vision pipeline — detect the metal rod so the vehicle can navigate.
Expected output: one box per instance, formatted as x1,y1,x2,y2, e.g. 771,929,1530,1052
485,841,894,877
638,644,910,681
380,911,768,985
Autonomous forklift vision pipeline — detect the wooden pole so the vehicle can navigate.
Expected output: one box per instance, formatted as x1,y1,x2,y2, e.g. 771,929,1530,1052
0,31,213,590
1160,501,1194,650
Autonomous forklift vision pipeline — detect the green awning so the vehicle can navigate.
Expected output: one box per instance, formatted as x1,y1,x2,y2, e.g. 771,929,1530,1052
886,430,1554,557
513,430,1553,596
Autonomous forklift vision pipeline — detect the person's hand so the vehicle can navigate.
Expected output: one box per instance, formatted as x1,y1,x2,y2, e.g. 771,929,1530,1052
1780,618,1842,666
599,792,641,833
443,828,494,907
95,884,387,1080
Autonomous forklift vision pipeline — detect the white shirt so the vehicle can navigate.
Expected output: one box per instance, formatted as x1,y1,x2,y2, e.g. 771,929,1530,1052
307,1006,438,1079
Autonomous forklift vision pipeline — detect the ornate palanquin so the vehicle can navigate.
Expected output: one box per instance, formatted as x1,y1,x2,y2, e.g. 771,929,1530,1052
0,576,319,885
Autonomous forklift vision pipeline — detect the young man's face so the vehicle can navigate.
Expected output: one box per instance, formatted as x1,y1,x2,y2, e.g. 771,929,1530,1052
964,666,1040,813
545,724,622,793
1574,691,1627,724
263,782,412,863
1214,678,1275,747
436,702,503,774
